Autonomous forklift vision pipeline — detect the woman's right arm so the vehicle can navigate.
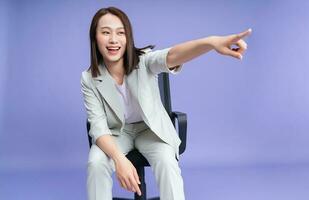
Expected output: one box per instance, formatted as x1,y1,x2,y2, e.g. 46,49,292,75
81,72,141,196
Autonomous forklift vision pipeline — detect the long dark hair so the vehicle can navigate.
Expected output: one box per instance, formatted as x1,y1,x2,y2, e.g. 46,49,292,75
88,7,154,77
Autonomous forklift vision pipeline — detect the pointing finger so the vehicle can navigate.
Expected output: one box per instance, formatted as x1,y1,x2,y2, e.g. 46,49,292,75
232,28,252,43
239,28,252,39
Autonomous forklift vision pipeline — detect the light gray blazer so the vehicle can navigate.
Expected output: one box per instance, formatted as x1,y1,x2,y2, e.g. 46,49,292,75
81,47,183,159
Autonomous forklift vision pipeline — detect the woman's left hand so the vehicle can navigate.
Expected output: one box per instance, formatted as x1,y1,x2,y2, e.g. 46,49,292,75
210,28,252,60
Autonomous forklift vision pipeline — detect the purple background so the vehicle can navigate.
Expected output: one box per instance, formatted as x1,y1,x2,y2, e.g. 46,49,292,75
1,0,309,199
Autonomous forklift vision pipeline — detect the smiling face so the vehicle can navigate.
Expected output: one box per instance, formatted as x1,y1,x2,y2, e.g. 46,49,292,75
96,13,127,67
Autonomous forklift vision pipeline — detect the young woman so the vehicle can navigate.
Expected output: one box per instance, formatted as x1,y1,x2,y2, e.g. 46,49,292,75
81,6,251,200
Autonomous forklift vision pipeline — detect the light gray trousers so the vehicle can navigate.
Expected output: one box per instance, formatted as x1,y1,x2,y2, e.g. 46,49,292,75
87,121,185,200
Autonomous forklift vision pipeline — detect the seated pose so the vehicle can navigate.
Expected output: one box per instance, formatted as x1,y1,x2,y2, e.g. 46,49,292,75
81,6,251,200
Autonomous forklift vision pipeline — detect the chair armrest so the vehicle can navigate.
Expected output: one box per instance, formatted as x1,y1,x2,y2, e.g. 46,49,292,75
86,120,92,148
170,111,187,155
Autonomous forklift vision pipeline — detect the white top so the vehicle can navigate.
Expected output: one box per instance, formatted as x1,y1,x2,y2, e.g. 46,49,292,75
115,76,143,124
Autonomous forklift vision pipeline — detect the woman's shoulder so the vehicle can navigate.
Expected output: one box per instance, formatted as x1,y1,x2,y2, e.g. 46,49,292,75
138,47,153,59
137,47,154,65
81,68,91,78
140,47,153,54
81,68,93,85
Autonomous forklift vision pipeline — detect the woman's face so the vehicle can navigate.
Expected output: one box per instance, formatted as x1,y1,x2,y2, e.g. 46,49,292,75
96,13,127,66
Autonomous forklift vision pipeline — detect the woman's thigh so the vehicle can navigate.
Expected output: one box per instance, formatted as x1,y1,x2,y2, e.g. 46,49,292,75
134,129,177,165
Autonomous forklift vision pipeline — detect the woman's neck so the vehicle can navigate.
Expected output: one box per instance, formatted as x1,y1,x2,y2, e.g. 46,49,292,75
105,59,125,84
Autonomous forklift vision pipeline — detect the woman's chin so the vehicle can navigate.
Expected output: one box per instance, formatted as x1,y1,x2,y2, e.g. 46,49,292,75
104,56,122,64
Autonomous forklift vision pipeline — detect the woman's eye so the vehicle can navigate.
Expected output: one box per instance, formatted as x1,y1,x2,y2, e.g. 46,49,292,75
102,31,109,35
118,32,125,35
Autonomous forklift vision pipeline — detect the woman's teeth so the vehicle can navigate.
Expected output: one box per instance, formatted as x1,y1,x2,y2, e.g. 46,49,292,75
107,47,120,51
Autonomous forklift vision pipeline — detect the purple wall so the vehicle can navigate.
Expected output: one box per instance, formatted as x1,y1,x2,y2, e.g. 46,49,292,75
0,0,10,141
1,0,309,172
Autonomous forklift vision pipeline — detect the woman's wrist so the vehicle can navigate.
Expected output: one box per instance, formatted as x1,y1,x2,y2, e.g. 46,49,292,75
204,35,219,50
112,152,126,165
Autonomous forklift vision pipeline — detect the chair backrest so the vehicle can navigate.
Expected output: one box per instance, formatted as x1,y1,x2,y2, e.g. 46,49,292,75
158,73,173,115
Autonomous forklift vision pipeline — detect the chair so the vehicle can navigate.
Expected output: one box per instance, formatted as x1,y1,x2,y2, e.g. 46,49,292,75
86,72,187,200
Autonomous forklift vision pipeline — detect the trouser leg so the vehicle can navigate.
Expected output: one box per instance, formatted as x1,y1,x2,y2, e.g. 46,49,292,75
87,132,134,200
87,144,114,200
134,128,185,200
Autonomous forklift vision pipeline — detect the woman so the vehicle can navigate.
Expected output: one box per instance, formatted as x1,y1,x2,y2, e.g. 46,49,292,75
81,6,251,200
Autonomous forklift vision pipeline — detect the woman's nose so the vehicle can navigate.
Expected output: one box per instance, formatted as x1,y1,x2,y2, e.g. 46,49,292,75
109,34,117,43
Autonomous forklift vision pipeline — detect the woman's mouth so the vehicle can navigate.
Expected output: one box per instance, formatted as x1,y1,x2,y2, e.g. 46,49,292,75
106,47,121,55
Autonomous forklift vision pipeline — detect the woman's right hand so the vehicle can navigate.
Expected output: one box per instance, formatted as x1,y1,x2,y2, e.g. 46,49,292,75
114,154,142,196
210,28,252,60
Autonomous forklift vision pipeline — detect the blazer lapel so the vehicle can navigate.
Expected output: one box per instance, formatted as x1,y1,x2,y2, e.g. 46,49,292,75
93,63,125,125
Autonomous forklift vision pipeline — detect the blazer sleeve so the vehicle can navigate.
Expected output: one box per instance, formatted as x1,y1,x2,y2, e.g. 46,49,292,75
144,47,183,75
81,72,112,144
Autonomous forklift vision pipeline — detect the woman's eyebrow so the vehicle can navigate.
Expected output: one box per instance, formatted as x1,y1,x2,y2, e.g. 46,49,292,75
100,26,124,30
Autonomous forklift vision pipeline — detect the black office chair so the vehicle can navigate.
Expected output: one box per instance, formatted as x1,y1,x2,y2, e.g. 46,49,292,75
86,73,187,200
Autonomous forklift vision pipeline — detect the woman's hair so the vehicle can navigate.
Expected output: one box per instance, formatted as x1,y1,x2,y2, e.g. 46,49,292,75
88,7,154,77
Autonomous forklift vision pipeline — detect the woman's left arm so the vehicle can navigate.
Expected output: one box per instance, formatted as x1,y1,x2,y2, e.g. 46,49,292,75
167,28,252,68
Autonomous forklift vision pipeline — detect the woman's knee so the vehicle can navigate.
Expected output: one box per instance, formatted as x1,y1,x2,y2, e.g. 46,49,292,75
88,144,113,174
151,147,178,167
